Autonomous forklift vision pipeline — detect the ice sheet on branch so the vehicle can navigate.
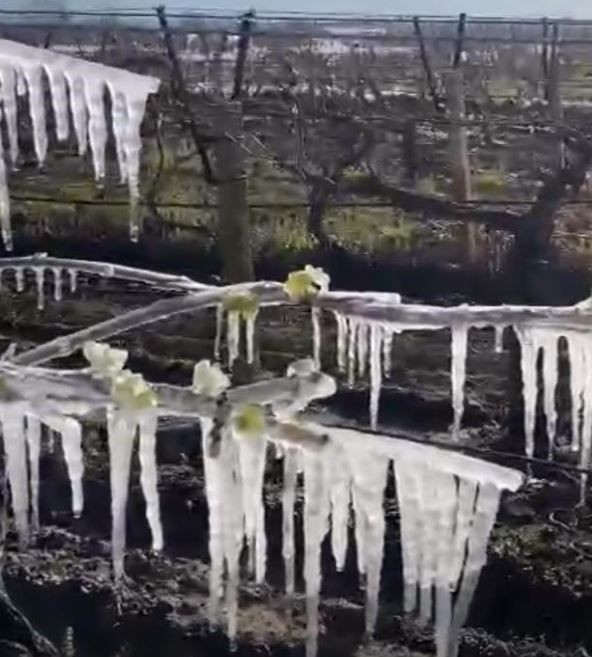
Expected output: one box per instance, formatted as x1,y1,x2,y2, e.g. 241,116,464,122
0,39,160,249
199,408,522,657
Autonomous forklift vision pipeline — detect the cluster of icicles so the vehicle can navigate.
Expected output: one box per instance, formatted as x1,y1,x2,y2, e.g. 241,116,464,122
0,38,160,250
200,419,522,657
325,311,592,488
328,310,471,438
0,264,78,309
1,394,521,657
1,401,162,580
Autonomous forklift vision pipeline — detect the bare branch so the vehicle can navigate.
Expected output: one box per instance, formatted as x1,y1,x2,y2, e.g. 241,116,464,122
156,4,218,186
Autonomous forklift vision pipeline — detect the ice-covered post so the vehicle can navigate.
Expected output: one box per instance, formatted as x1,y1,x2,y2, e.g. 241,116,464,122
214,103,254,282
445,69,475,263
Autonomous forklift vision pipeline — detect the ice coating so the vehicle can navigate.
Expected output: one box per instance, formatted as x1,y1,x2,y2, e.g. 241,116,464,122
25,415,42,531
138,411,163,551
107,410,137,580
0,38,160,249
450,323,468,441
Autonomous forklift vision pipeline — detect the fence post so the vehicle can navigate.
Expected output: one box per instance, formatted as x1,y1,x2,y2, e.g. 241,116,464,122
214,103,254,282
445,69,476,262
548,22,564,171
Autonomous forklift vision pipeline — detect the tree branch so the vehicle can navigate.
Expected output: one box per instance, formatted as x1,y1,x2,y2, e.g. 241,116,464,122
156,4,218,186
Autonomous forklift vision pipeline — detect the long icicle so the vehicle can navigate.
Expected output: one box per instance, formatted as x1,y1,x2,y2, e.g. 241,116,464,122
25,415,42,532
450,323,469,441
138,410,163,551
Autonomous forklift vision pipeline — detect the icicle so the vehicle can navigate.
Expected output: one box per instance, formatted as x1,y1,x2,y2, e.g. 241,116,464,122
446,482,501,657
494,324,504,354
15,267,24,292
0,65,19,165
65,74,88,156
107,410,137,580
34,267,45,310
302,449,328,657
539,332,559,459
347,449,389,636
357,322,369,378
200,418,243,641
450,324,469,441
516,327,538,460
23,65,48,165
334,312,347,373
107,85,129,183
58,418,84,517
15,68,26,96
1,405,29,546
25,415,42,532
327,449,350,571
382,328,393,377
282,447,299,594
138,411,163,551
0,136,10,251
83,76,107,181
122,91,150,241
567,334,587,452
214,304,223,362
52,267,62,301
245,311,257,365
44,65,70,141
369,323,383,430
227,311,240,367
312,307,322,369
237,432,267,581
68,268,77,293
347,317,358,386
394,463,421,614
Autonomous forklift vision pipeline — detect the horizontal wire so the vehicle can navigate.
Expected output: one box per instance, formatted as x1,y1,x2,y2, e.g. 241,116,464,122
8,192,592,209
3,8,592,26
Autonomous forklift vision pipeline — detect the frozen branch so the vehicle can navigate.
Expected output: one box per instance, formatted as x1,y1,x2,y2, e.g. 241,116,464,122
0,254,208,293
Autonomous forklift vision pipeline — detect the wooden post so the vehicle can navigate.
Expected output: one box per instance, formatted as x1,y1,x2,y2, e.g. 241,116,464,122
214,103,255,283
548,22,564,171
445,69,477,263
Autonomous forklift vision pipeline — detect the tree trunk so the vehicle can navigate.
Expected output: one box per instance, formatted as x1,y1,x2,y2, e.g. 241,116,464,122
307,182,330,247
214,103,254,283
